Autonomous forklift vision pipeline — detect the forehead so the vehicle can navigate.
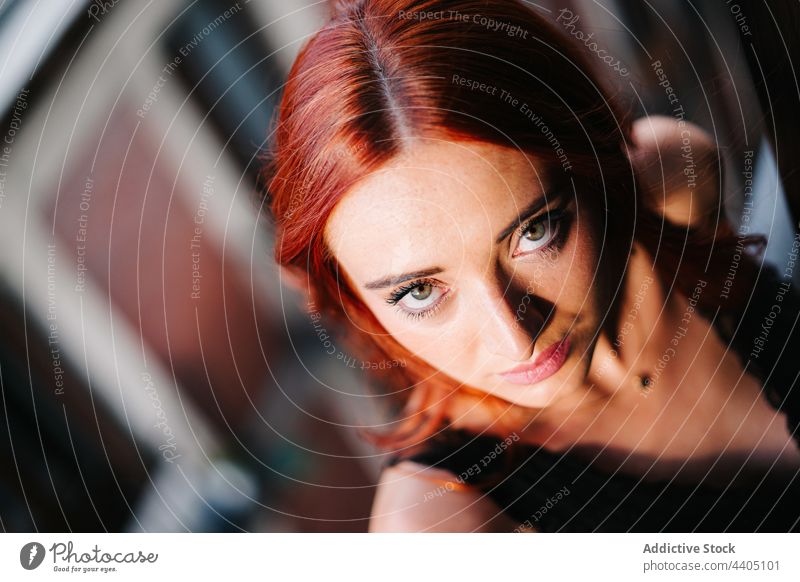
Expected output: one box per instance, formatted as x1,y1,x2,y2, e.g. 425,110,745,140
324,140,550,284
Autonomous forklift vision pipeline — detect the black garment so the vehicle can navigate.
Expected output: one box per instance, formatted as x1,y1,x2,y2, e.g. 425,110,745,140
384,265,800,532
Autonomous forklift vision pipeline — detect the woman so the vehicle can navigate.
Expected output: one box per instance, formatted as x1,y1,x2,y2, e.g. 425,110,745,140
263,0,800,531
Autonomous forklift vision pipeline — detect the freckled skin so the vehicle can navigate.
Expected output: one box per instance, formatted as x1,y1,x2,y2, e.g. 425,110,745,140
325,133,800,472
324,138,606,411
343,128,800,531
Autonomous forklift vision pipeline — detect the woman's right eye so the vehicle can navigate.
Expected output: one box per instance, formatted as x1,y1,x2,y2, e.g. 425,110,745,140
386,280,449,320
399,282,436,307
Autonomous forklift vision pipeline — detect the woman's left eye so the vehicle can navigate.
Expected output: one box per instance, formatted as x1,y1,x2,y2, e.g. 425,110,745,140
513,213,561,256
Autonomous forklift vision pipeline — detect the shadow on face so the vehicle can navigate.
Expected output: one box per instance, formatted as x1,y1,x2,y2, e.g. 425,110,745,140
324,138,609,409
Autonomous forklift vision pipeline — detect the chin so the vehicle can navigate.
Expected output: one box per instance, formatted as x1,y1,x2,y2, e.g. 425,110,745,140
492,377,577,409
445,366,584,434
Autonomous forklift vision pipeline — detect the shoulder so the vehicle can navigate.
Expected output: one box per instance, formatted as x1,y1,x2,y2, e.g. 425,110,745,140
628,114,722,229
368,460,527,532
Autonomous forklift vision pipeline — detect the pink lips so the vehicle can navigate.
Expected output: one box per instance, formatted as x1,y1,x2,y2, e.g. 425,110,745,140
497,336,571,385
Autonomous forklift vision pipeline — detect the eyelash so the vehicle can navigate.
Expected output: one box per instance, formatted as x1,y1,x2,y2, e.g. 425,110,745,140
385,207,571,321
385,278,450,321
513,207,570,257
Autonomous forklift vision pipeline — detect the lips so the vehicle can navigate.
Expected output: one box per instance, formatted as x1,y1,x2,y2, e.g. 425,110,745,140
497,335,571,385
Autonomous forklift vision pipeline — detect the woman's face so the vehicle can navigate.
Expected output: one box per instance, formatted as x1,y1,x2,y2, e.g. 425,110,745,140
324,139,607,409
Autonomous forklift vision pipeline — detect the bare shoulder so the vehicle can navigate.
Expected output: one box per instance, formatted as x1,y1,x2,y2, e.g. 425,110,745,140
368,460,527,532
629,114,723,229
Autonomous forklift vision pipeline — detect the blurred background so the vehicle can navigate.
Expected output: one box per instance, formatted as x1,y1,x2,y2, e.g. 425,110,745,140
0,0,797,532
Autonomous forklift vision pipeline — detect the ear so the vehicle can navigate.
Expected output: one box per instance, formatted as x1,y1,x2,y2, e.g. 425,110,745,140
279,263,307,293
279,264,318,311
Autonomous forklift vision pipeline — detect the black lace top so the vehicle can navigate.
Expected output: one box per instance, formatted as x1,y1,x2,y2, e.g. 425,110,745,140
384,264,800,532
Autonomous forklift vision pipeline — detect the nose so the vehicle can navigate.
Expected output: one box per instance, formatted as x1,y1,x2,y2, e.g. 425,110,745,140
477,277,541,362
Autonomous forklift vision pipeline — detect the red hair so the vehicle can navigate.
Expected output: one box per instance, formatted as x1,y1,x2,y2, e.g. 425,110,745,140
262,0,760,455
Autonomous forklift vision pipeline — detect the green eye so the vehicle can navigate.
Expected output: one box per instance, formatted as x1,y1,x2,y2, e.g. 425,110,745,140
410,283,432,300
524,222,547,241
514,211,565,257
386,279,448,320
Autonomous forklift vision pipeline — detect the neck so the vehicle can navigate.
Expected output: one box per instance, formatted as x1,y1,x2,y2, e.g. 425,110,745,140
516,241,672,448
587,241,668,391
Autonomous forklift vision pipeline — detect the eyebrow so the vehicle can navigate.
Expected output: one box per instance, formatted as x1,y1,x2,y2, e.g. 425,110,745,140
364,267,443,290
363,187,559,291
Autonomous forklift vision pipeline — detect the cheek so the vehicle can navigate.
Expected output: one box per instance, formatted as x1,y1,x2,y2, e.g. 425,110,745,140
393,320,459,355
569,237,601,291
373,303,475,375
369,300,449,356
520,225,598,305
562,213,603,297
